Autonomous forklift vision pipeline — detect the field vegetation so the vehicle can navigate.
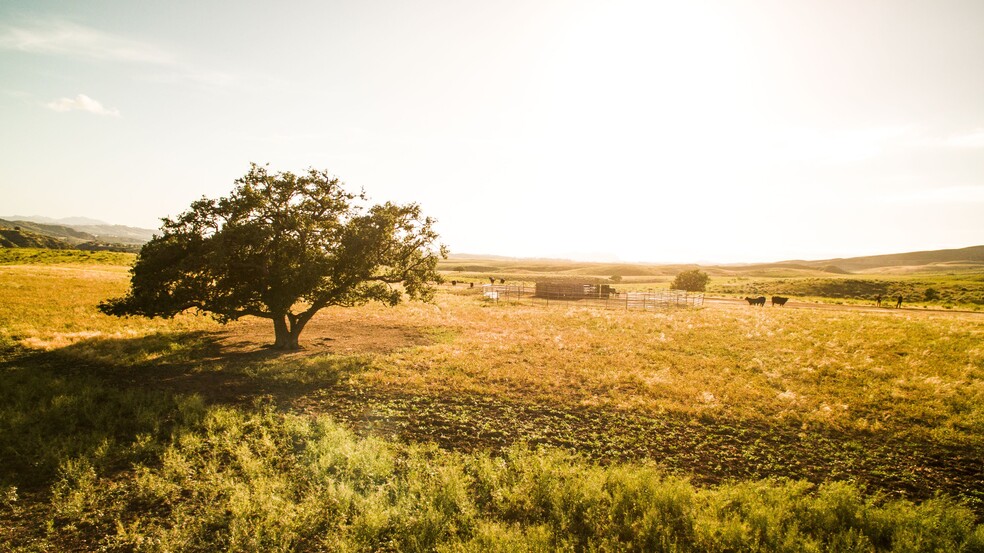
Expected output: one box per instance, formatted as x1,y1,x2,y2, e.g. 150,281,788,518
0,248,136,266
2,249,983,550
441,254,984,310
709,274,984,310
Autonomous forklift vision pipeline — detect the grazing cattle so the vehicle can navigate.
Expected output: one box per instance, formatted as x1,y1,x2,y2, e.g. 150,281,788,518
771,296,788,307
745,296,766,306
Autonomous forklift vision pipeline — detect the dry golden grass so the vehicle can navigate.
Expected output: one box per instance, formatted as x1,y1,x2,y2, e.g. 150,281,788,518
0,264,218,356
3,254,984,536
321,291,984,446
3,262,981,446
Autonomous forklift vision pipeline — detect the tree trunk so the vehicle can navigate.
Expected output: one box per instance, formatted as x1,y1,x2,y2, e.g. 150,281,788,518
272,313,308,350
273,315,298,349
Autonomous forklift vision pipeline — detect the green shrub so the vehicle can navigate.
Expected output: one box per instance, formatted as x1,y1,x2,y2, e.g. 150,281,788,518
670,270,710,292
4,361,983,551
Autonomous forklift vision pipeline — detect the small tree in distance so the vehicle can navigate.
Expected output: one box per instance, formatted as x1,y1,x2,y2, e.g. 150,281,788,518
669,269,709,292
100,164,447,349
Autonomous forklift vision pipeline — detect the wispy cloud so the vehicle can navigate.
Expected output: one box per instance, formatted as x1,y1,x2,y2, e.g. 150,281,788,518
46,94,120,117
0,19,254,92
0,20,173,64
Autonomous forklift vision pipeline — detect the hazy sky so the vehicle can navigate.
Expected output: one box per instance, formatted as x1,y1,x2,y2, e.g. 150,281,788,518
1,0,982,263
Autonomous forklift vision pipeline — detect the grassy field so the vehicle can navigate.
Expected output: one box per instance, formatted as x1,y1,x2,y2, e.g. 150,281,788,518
0,248,136,266
440,254,984,310
2,249,983,550
709,274,984,310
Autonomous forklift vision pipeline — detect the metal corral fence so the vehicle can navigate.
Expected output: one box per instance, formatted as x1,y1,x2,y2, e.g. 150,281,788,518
481,284,703,311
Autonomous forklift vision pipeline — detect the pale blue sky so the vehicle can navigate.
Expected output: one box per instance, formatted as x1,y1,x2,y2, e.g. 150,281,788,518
1,0,982,263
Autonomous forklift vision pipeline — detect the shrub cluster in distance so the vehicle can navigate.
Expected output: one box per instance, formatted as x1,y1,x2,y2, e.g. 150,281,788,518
670,269,710,292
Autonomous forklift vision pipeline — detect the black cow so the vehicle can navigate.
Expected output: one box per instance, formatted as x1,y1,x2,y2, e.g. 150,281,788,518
771,296,788,307
745,296,766,306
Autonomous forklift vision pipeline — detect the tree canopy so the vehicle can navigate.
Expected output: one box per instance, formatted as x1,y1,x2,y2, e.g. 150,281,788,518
669,269,709,292
100,164,447,349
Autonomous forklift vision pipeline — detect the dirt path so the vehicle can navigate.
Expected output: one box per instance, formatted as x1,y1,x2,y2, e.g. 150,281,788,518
703,295,984,317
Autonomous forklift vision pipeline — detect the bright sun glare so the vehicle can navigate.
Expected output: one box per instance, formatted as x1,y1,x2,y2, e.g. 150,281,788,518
0,0,982,263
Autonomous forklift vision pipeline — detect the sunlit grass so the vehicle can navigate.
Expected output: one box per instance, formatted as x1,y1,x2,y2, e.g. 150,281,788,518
710,273,984,310
0,247,136,266
349,294,984,446
8,393,982,551
0,263,218,359
3,259,982,444
3,257,982,446
2,253,983,548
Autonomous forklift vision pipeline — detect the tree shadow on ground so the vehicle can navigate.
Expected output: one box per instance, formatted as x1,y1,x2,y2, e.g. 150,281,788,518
300,386,984,520
5,329,386,409
0,327,409,494
3,327,981,521
0,332,379,548
5,310,436,407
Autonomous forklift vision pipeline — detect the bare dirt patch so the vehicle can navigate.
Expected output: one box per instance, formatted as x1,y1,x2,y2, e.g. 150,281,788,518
295,386,984,519
211,312,434,355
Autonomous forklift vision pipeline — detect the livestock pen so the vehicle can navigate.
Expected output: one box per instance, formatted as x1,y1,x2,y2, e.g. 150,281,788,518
482,283,703,311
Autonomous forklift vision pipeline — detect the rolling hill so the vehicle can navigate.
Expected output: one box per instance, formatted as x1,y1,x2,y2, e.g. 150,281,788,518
0,215,155,245
0,227,74,249
788,245,984,273
0,216,155,252
443,245,984,279
2,214,980,275
716,245,984,275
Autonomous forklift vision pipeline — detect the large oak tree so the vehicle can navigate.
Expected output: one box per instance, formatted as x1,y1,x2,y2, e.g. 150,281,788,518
100,164,447,349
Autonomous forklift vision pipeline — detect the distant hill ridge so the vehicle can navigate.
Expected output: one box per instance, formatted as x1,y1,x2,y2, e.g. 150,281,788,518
2,215,981,271
446,245,984,276
0,215,155,247
3,215,110,226
0,219,95,241
768,245,984,273
0,216,153,253
0,227,74,249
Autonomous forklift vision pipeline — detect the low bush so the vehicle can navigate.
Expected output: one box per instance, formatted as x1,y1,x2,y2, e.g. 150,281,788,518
5,387,979,552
